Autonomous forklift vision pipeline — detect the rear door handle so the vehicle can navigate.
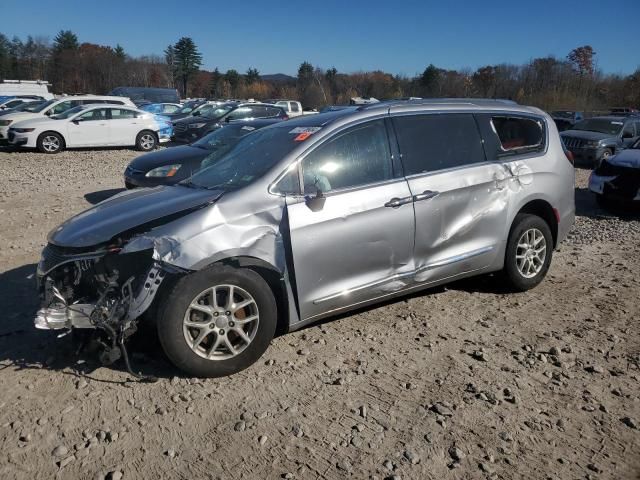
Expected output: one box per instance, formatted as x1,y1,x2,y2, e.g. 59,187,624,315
413,190,439,202
384,196,413,208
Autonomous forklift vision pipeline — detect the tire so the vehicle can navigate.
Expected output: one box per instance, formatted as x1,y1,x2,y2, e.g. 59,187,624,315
36,132,64,154
136,130,157,151
598,148,613,167
124,181,136,190
502,213,553,292
157,265,277,378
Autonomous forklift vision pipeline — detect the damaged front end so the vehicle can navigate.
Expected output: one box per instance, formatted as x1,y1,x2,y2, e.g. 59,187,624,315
35,243,169,376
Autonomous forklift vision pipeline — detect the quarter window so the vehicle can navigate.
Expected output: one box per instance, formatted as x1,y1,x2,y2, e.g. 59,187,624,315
392,114,485,175
301,120,392,193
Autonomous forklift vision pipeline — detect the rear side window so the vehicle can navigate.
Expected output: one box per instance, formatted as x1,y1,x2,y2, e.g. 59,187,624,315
290,102,300,113
491,116,544,152
227,107,253,120
110,108,136,119
301,119,393,193
392,114,485,175
265,106,284,117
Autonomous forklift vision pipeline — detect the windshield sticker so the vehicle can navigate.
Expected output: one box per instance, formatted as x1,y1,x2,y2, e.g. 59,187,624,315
241,126,256,131
289,127,322,134
294,132,312,141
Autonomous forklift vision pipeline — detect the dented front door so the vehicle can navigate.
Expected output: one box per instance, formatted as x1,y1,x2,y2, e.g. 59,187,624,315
286,119,415,320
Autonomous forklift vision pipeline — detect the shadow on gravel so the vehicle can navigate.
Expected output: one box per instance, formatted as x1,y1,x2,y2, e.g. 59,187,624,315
0,262,179,382
84,188,126,205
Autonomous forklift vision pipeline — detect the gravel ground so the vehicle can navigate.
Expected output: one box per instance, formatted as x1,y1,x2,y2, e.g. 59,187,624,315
0,147,638,480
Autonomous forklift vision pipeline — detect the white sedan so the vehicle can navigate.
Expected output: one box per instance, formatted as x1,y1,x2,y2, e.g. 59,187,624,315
7,104,171,153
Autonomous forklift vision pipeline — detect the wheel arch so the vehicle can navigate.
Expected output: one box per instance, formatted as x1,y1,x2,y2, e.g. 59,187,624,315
209,256,292,337
38,130,67,148
512,199,558,247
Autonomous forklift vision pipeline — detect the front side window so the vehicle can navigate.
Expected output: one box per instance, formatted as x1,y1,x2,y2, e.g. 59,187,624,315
301,120,392,193
77,108,108,121
393,114,485,175
621,122,635,137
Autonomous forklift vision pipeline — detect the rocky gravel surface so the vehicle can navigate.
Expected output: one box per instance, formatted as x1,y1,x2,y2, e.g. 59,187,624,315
0,147,638,479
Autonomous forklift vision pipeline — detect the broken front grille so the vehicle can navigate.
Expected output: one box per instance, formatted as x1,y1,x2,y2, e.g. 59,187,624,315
39,244,102,275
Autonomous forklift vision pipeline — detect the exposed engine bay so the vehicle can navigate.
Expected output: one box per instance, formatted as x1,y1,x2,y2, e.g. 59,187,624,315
35,244,173,381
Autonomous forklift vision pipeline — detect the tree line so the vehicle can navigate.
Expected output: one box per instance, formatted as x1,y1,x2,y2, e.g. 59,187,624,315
1,30,638,112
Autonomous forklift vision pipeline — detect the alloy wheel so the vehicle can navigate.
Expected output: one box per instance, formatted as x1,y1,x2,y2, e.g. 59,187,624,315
183,284,259,361
42,135,60,152
140,134,155,150
515,228,546,278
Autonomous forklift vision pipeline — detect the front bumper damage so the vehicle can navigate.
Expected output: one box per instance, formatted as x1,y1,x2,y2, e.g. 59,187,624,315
34,244,175,379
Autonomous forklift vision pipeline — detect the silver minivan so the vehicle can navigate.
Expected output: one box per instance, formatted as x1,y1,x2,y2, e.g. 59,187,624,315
35,99,575,377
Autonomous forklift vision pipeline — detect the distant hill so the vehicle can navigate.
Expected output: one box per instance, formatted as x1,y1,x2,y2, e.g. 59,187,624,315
260,73,296,84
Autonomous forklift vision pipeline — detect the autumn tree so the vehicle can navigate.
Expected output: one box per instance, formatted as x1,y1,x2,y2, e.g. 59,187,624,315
568,45,596,76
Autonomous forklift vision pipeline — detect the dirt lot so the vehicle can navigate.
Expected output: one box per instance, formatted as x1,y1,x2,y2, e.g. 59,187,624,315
0,147,638,480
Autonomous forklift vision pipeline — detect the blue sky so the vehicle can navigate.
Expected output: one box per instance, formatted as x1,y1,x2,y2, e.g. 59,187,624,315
3,0,639,76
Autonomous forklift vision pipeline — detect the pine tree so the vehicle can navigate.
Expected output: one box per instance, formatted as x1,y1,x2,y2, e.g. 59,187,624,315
172,37,202,97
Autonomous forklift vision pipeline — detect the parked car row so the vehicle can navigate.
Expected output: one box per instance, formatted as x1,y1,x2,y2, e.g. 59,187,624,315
34,99,575,378
7,103,172,153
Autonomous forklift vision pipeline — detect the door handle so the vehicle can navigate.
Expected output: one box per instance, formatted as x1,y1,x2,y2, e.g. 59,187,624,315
413,190,439,202
384,196,413,208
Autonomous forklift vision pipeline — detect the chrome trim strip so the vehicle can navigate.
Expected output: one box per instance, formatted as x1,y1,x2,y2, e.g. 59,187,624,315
312,245,494,305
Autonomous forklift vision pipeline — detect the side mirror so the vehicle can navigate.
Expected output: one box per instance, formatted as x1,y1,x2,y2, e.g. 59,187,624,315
72,119,80,125
192,110,200,116
622,131,633,139
45,110,52,116
304,186,325,212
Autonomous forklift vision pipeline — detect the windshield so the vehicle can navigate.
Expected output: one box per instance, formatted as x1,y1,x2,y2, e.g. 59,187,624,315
197,104,233,119
551,111,574,119
175,102,198,114
8,101,44,112
185,124,305,190
51,105,86,120
26,98,55,113
196,125,257,168
573,119,623,135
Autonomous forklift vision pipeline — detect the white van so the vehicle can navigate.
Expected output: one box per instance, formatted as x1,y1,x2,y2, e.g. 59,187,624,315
0,80,54,100
0,95,135,142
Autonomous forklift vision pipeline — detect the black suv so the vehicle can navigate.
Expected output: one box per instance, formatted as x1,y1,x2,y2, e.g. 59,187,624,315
172,102,288,142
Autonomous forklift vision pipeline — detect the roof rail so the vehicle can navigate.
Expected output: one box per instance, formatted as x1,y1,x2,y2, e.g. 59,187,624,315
358,97,519,111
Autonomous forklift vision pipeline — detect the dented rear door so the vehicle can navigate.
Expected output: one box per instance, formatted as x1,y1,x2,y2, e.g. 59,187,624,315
391,112,509,283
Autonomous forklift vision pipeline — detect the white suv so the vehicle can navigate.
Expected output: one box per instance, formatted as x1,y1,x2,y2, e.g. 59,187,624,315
0,95,135,142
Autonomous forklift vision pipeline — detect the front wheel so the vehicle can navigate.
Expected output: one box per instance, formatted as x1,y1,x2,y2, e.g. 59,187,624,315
502,214,553,292
37,132,64,154
136,131,157,151
157,265,277,378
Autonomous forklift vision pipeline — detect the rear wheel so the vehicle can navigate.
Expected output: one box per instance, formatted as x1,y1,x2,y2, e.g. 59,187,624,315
502,214,553,291
37,132,64,154
136,131,157,151
157,265,277,378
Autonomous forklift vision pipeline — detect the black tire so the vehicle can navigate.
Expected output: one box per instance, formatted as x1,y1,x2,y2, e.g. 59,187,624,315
36,131,64,154
135,130,157,151
157,265,277,378
124,181,136,189
502,213,553,292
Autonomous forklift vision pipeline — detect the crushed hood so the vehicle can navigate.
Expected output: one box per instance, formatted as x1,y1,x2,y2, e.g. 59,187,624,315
48,185,222,248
